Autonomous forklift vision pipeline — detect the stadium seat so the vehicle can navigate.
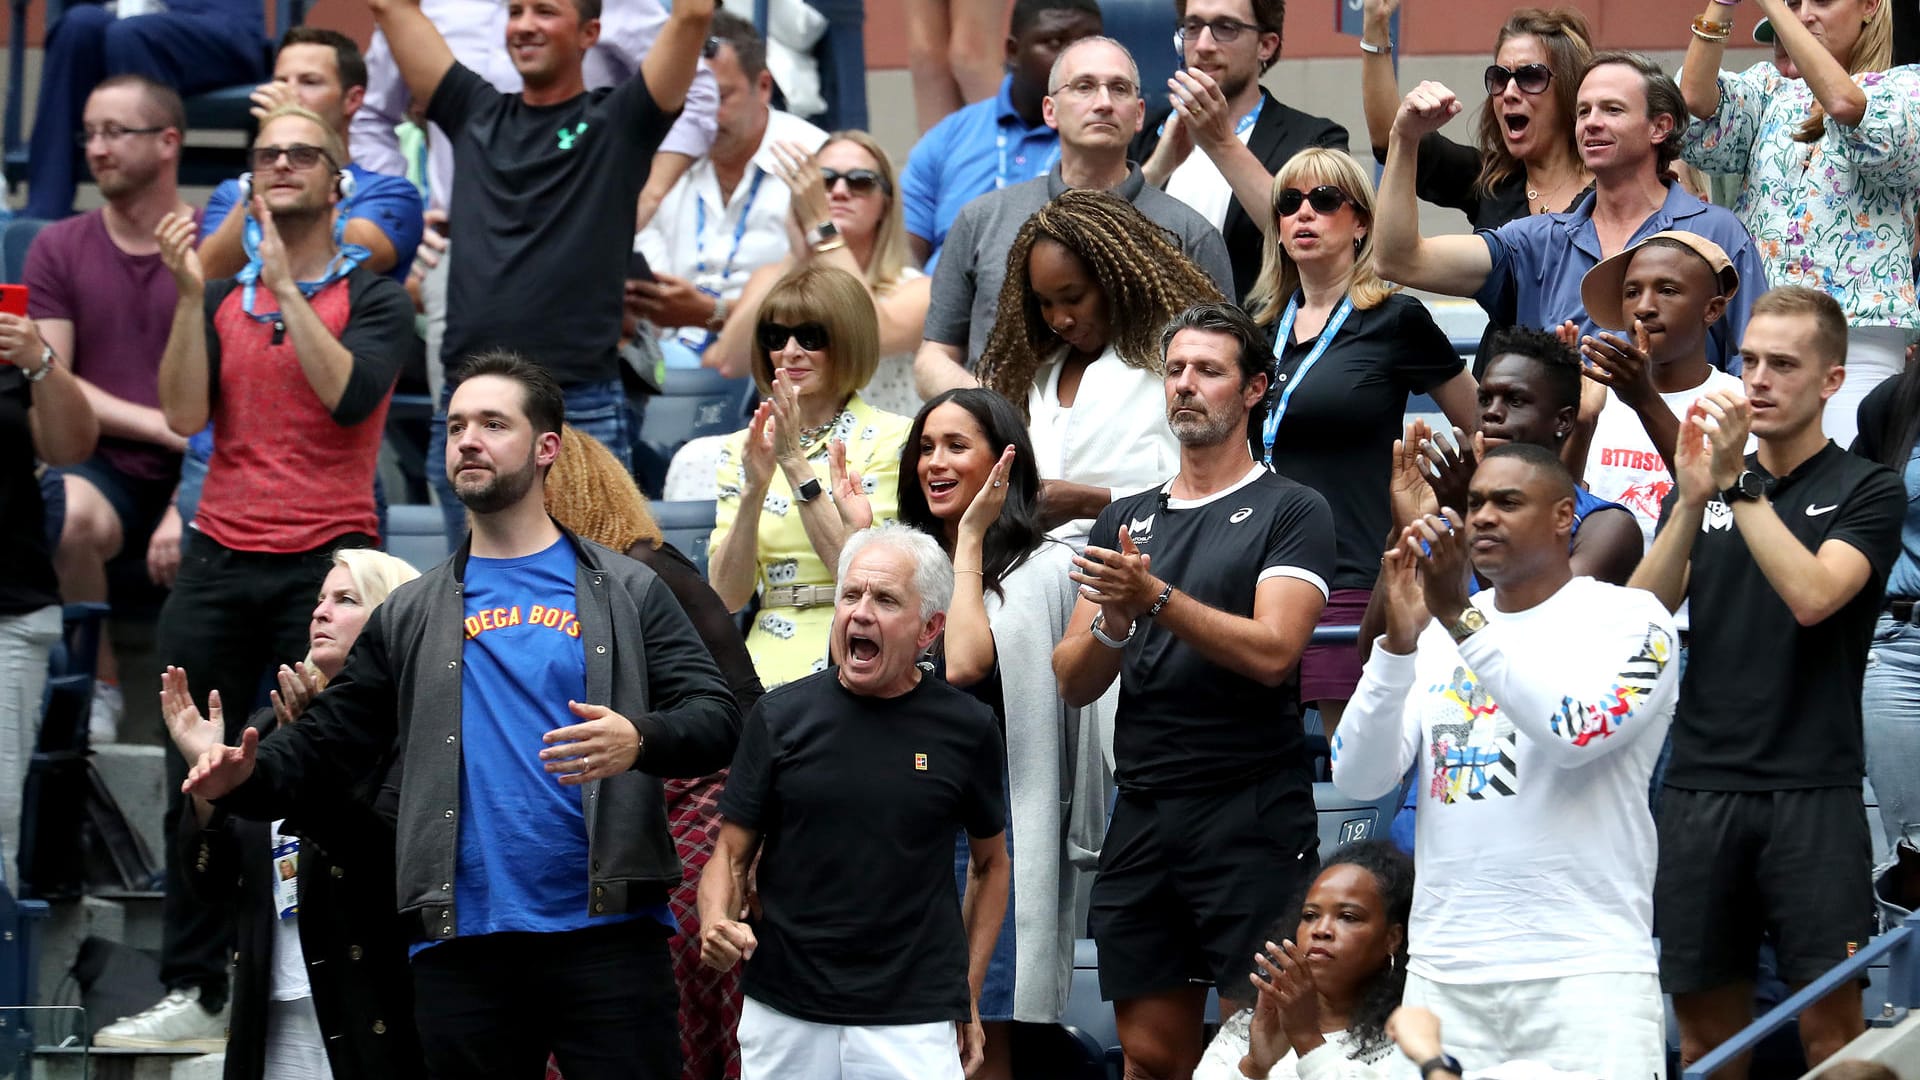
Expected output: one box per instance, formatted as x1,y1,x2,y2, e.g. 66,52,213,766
632,369,753,500
0,217,47,284
1313,780,1401,855
650,499,718,579
386,503,452,573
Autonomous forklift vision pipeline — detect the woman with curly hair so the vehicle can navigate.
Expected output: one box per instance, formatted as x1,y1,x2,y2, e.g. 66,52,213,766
545,425,763,1080
1194,840,1414,1079
1248,148,1478,736
974,188,1222,548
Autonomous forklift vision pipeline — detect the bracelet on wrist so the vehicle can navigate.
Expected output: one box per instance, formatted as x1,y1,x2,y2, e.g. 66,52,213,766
1690,14,1733,40
1359,37,1392,54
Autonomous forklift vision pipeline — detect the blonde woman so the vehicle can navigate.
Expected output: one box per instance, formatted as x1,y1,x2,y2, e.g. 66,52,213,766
711,130,931,418
707,266,914,686
1680,0,1920,448
1248,148,1478,733
148,548,422,1078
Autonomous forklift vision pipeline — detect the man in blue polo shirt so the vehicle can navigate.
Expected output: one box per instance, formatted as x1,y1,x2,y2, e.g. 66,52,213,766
898,0,1101,269
197,27,424,283
1373,51,1764,374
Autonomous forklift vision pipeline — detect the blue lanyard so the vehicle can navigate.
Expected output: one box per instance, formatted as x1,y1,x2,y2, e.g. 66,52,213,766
1261,292,1355,468
236,194,369,328
1155,94,1266,139
694,168,768,282
995,127,1060,190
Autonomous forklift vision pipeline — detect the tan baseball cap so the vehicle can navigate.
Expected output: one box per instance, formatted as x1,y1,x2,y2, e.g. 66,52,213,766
1580,231,1741,332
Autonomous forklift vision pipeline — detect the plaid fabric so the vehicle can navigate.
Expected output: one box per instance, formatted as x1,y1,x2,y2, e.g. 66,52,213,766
545,770,742,1080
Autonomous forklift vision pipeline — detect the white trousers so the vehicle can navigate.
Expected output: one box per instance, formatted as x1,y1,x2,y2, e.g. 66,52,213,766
1824,326,1907,451
0,605,59,881
737,995,964,1080
1402,969,1666,1080
263,995,332,1080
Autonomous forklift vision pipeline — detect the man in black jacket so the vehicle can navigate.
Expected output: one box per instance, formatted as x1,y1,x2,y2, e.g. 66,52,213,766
178,351,742,1080
1132,0,1349,300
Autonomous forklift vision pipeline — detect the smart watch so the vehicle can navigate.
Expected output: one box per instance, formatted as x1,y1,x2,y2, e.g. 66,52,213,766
1418,1054,1464,1080
1090,612,1134,648
1720,470,1766,504
794,478,824,503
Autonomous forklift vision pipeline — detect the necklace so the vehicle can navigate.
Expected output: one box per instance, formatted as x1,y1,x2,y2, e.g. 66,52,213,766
797,403,849,447
1526,165,1590,213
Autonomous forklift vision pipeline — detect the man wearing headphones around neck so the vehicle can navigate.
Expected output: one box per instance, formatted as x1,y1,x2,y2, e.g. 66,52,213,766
94,103,416,1053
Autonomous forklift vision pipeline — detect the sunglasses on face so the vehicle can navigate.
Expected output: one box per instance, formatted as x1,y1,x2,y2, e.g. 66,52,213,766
248,143,336,171
1484,63,1554,96
757,322,830,353
1274,185,1353,218
822,168,889,196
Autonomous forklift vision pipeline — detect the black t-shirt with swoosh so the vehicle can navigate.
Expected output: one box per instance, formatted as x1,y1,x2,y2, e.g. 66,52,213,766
1088,464,1336,796
1660,443,1904,791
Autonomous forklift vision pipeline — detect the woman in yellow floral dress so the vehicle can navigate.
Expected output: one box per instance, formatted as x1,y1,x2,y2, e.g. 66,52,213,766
707,266,913,686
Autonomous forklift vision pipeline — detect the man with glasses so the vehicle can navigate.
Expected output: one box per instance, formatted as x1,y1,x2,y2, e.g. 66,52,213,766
94,103,414,1053
1133,0,1348,300
898,0,1103,268
913,36,1234,397
1374,51,1764,373
632,12,827,367
19,76,198,748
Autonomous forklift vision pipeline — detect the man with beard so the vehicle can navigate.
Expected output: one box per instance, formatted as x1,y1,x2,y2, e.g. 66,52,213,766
1052,301,1333,1079
176,351,742,1078
106,104,414,1051
1133,0,1348,299
19,76,199,744
1334,443,1678,1075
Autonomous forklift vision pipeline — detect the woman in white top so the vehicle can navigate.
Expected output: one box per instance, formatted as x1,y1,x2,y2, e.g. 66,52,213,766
1196,840,1413,1080
711,129,930,418
973,189,1223,549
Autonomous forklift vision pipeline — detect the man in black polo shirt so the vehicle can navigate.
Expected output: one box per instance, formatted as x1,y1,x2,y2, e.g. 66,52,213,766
364,0,712,538
1053,301,1334,1079
1630,285,1905,1074
699,524,1010,1080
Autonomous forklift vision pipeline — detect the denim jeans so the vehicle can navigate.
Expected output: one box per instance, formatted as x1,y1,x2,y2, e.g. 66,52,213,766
1865,613,1920,854
427,378,634,545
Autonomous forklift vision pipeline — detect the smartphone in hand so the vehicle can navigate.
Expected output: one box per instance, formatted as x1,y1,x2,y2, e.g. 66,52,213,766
627,250,656,284
0,284,28,318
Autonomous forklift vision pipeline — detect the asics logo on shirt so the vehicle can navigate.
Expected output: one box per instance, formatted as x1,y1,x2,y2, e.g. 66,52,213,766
1806,504,1839,517
1230,507,1254,524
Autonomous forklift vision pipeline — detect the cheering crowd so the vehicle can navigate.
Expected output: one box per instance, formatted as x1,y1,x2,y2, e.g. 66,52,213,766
3,0,1919,1077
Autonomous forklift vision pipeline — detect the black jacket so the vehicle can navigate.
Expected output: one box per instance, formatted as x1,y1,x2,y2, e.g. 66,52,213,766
1130,87,1349,300
180,710,421,1079
216,524,742,944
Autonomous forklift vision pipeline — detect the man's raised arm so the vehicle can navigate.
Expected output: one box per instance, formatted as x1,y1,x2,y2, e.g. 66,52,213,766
640,0,714,115
364,0,457,112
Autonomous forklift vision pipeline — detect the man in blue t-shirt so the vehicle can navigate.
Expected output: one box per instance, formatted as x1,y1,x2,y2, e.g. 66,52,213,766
197,27,425,283
179,351,741,1077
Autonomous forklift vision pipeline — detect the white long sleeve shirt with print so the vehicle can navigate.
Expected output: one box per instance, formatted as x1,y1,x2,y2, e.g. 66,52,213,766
1332,576,1678,985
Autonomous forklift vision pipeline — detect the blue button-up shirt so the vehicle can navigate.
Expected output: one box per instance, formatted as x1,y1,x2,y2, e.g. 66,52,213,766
900,75,1061,268
1476,183,1766,373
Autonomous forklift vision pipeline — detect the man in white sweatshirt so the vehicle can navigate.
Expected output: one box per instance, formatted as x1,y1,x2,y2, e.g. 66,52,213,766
1332,442,1679,1077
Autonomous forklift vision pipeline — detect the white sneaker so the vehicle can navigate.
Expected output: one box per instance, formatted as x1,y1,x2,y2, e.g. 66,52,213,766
92,987,228,1052
88,681,121,745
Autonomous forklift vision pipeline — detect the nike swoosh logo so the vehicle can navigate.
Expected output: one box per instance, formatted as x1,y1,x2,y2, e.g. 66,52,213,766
1806,504,1838,517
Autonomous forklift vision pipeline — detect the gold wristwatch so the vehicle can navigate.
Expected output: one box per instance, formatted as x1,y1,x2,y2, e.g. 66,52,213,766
1447,607,1487,644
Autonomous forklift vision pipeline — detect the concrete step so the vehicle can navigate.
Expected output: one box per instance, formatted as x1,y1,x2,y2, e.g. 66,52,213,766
32,1046,221,1080
31,893,165,1030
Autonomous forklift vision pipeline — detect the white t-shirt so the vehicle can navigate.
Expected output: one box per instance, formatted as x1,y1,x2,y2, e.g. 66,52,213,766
1027,345,1180,549
1584,369,1746,551
1332,577,1679,985
1164,116,1259,232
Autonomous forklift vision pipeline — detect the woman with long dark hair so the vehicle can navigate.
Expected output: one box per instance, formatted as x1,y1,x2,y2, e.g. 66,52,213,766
1854,359,1920,917
1195,840,1414,1079
887,387,1114,1080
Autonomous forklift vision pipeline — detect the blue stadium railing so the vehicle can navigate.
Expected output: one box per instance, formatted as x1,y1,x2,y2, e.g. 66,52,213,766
1684,909,1920,1078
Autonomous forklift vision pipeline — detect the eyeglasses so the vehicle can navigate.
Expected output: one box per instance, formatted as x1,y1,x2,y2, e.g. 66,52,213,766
1050,77,1139,102
248,143,337,171
1176,16,1262,43
1274,185,1353,217
757,322,830,353
75,123,165,147
1484,63,1554,96
822,168,889,196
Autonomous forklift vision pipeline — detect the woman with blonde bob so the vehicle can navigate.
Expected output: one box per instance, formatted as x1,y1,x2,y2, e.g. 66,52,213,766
1679,0,1918,449
1248,148,1478,734
154,548,423,1079
711,130,931,417
708,265,914,686
545,424,763,1080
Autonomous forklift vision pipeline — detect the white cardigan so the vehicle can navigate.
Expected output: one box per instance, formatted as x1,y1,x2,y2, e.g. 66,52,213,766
1028,346,1180,550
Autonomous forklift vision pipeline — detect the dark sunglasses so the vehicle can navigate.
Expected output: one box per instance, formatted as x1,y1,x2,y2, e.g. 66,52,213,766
822,168,889,196
757,322,830,352
1484,63,1554,96
249,143,336,171
1274,185,1353,218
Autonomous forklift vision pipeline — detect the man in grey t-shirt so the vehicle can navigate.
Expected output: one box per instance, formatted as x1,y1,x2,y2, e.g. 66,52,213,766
913,36,1235,398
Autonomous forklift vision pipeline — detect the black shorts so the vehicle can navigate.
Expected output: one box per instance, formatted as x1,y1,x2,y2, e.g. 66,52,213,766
51,454,176,555
1655,786,1876,994
1089,773,1318,1003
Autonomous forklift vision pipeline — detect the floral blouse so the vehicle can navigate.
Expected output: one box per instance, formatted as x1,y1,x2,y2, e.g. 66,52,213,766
1682,61,1920,328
